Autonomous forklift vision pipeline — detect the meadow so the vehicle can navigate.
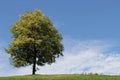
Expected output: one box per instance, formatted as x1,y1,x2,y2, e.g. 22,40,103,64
0,74,120,80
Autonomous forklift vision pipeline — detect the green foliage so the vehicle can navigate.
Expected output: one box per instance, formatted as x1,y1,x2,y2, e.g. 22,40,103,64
6,10,63,71
0,74,120,80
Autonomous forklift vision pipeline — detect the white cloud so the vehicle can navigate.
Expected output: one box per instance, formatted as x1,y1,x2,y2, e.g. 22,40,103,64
37,39,120,75
0,39,120,76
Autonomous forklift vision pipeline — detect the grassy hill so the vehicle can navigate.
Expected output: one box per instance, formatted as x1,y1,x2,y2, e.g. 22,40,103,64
0,74,120,80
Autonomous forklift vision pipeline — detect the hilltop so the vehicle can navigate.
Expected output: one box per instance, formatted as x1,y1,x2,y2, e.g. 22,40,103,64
0,74,120,80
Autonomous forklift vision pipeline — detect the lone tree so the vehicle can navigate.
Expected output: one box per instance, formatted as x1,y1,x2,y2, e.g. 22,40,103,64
6,10,63,75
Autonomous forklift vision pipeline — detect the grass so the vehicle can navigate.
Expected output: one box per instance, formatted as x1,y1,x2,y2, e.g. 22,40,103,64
0,74,120,80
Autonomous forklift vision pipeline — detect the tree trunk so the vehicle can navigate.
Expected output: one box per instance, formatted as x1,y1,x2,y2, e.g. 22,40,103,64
32,26,37,75
32,52,36,75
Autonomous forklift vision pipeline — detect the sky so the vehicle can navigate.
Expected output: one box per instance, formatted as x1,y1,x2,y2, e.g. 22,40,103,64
0,0,120,76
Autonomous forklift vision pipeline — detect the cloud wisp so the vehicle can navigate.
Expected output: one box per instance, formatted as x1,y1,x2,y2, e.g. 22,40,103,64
0,39,120,76
38,39,120,75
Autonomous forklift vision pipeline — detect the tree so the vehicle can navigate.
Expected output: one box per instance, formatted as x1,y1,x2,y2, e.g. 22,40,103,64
6,10,64,75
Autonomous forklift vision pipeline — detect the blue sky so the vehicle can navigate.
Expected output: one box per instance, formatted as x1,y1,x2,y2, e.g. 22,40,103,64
1,0,120,41
0,0,120,76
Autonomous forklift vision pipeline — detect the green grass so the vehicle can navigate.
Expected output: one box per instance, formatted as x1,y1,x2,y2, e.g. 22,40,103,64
0,74,120,80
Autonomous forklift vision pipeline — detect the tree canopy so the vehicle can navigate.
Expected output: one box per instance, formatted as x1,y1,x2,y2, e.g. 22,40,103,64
6,10,64,75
